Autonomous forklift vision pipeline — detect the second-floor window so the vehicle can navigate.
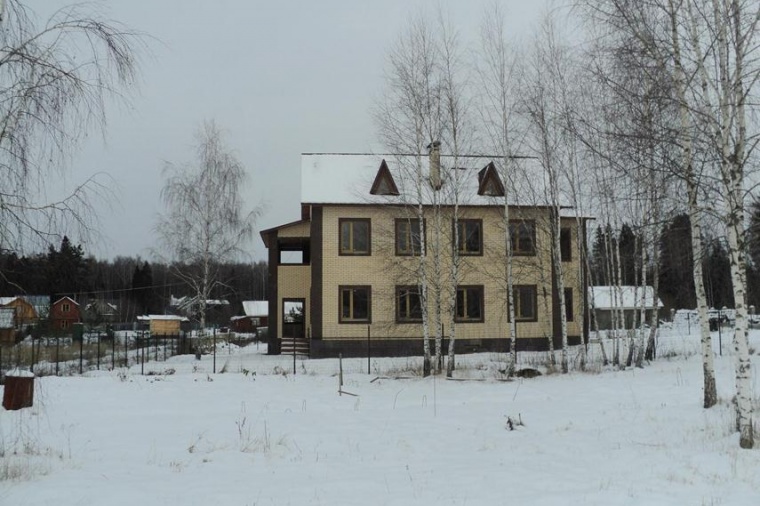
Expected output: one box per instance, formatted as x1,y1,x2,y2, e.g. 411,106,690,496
339,219,371,255
456,219,483,255
509,221,536,256
62,302,71,313
396,219,424,256
339,286,371,323
560,228,572,262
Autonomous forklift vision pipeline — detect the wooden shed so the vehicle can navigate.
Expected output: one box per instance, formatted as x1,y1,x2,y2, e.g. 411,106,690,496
137,315,188,336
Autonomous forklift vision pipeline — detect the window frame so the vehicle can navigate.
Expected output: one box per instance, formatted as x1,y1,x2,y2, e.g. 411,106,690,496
396,285,423,323
395,218,426,256
455,285,485,323
339,218,371,256
454,219,483,256
560,227,572,262
512,284,538,322
338,285,372,323
564,287,574,322
62,302,71,313
509,220,536,256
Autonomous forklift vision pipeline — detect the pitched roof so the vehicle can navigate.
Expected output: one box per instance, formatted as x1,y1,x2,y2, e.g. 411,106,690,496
300,153,572,207
589,286,663,310
242,301,268,317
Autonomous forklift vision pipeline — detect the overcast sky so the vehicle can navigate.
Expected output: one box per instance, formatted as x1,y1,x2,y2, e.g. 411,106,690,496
35,0,554,262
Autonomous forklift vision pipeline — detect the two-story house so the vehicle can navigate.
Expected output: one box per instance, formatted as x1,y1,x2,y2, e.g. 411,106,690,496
50,296,81,332
261,149,590,358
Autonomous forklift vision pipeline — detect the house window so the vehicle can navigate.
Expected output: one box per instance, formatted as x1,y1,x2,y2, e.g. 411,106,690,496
396,219,424,256
560,228,572,262
564,288,574,322
513,285,537,321
455,286,484,322
455,219,483,255
339,286,371,323
339,219,371,255
396,286,423,322
61,320,69,329
62,302,71,313
509,221,536,256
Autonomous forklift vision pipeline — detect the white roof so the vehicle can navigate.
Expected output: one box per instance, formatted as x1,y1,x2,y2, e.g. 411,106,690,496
589,286,663,310
300,153,573,207
242,301,268,317
0,297,17,305
137,315,189,322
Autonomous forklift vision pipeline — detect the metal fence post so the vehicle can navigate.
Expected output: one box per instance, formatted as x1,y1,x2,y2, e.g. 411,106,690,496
213,328,217,374
367,325,371,375
79,334,83,375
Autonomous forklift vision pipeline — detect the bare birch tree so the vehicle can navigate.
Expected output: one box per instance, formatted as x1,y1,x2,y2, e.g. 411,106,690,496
156,121,258,332
375,14,444,376
0,0,141,252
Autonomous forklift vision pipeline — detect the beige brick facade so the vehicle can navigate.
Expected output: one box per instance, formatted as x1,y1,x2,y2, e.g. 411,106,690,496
266,204,585,348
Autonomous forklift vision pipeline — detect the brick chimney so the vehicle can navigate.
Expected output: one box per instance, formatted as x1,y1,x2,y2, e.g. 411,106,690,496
428,141,441,190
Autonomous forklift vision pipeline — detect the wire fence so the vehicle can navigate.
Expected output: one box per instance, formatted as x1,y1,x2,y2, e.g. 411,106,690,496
0,332,192,381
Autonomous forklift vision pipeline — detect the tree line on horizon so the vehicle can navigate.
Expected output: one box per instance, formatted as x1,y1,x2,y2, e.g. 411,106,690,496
0,236,267,324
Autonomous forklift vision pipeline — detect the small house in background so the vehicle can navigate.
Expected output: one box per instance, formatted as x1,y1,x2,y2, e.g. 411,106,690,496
231,300,268,334
84,299,119,325
137,315,189,336
50,296,81,332
589,286,663,330
168,295,232,326
0,307,16,345
0,296,41,329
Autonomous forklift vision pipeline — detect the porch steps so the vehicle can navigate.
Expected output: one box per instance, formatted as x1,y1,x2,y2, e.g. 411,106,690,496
281,338,310,356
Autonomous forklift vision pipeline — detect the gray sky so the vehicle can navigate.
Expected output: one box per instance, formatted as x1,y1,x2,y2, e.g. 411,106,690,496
35,0,551,261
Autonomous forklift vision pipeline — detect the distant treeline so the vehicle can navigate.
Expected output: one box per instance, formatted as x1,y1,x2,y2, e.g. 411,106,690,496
0,236,267,323
589,214,760,312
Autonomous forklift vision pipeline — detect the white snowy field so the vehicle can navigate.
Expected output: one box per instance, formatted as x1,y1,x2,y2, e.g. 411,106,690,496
1,325,759,506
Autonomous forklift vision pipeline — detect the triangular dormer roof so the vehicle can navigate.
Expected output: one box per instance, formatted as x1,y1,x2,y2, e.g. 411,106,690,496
477,162,505,197
369,159,400,196
53,296,79,307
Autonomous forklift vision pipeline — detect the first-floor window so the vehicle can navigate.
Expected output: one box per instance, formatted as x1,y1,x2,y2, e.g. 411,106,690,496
339,286,371,323
455,286,484,322
396,286,423,322
61,320,69,329
513,285,537,321
564,288,574,322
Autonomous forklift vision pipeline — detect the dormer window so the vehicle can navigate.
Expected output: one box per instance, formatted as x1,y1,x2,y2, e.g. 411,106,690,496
477,162,505,197
370,159,399,196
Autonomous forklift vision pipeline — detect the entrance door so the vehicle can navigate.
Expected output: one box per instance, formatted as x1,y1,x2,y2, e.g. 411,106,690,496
282,299,305,340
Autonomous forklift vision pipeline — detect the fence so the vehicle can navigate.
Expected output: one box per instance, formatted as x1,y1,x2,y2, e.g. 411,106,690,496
0,332,192,381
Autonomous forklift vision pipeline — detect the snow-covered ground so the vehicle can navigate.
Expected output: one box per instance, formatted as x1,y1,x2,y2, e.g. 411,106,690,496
1,322,759,505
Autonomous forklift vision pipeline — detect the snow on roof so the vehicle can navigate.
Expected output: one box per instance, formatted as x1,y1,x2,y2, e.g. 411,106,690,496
242,301,268,317
53,296,79,306
589,286,663,310
137,315,189,322
300,153,574,208
0,297,17,306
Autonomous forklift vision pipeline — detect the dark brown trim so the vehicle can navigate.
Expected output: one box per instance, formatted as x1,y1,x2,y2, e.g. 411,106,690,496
560,227,572,262
582,219,590,344
338,285,372,324
311,206,323,340
338,218,372,256
309,335,585,358
266,231,280,354
509,220,537,256
260,219,309,248
395,285,423,323
455,285,485,323
565,287,574,322
454,218,484,256
394,218,426,256
370,159,400,196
